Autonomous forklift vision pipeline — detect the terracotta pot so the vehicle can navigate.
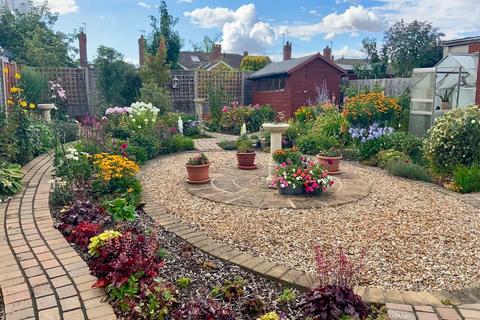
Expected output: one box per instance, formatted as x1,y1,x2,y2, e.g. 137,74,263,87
186,163,211,184
236,152,257,170
441,101,451,110
317,155,342,175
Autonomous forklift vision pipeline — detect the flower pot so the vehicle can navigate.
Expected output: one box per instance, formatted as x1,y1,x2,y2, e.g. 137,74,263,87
278,185,305,196
236,152,257,170
186,163,211,184
317,155,342,175
440,101,451,110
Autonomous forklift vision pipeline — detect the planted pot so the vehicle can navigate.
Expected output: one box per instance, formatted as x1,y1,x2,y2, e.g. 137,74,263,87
317,155,342,175
278,185,304,196
236,152,257,170
186,163,211,184
441,101,451,110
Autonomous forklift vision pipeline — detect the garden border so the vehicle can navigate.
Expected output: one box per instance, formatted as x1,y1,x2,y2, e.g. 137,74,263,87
141,151,480,307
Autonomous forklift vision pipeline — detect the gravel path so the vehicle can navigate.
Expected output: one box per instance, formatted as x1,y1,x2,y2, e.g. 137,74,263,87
140,151,480,291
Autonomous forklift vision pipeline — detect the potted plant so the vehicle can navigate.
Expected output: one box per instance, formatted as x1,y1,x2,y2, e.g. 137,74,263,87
273,161,334,195
236,135,257,170
317,148,342,175
186,153,211,184
437,88,454,110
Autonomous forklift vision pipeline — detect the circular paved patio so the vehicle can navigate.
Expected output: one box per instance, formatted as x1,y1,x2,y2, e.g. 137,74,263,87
186,165,372,209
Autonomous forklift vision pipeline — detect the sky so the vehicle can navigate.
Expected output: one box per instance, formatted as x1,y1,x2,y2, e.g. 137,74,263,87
35,0,480,65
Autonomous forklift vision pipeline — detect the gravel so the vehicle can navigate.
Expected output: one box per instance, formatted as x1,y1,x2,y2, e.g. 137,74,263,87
140,151,480,292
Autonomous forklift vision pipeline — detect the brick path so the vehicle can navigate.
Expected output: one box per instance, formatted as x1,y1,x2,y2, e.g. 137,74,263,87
0,154,115,320
387,302,480,319
194,132,239,150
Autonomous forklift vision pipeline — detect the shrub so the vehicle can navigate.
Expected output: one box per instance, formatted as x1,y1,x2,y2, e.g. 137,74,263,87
240,55,270,71
424,105,480,174
88,231,164,287
294,106,316,123
125,102,159,133
0,161,23,197
187,153,209,165
236,135,254,153
297,133,339,155
49,181,73,207
357,132,423,161
139,81,172,116
377,150,410,169
312,109,350,144
384,160,432,182
93,153,139,182
66,222,102,249
128,133,160,159
54,120,79,143
453,164,480,193
88,230,122,256
217,140,237,150
249,104,275,132
298,285,369,320
272,147,302,165
57,201,110,227
19,68,46,104
103,197,137,222
125,144,148,164
92,175,142,206
29,120,54,155
342,91,401,128
171,135,194,151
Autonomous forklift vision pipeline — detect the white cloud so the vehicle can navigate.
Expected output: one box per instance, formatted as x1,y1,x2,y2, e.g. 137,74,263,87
184,4,275,54
32,0,78,14
333,45,365,59
373,0,480,39
137,1,151,8
178,0,193,2
279,5,385,41
124,58,139,66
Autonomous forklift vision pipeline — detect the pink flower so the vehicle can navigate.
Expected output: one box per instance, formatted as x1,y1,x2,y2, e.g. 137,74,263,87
222,106,229,113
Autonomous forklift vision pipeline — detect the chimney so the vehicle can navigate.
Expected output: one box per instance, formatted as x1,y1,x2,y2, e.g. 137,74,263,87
79,31,87,67
212,44,222,60
243,51,249,57
323,46,332,61
283,41,292,61
138,35,145,67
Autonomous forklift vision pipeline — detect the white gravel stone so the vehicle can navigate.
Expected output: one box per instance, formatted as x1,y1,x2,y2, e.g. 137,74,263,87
140,151,480,291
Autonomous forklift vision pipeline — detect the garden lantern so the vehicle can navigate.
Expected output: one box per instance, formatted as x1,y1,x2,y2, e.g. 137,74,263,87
171,75,179,89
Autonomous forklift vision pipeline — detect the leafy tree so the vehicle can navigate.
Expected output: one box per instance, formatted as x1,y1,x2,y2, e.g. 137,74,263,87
353,37,387,79
240,56,271,72
146,1,182,69
0,4,76,67
139,38,170,87
139,81,171,115
93,46,141,106
383,20,444,77
191,33,222,53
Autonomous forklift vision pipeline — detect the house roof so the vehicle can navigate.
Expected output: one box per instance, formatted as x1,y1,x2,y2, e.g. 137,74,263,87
249,53,345,79
334,57,371,71
443,36,480,47
177,51,244,70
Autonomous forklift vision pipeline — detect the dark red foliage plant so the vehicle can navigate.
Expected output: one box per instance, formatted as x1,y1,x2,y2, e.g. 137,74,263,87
56,201,110,237
172,296,236,320
66,222,101,249
298,285,369,320
88,231,164,287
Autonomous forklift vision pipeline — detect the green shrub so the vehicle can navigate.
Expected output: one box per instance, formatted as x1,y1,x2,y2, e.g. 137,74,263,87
20,68,46,104
171,135,194,152
453,164,480,193
236,135,254,153
126,145,148,164
384,160,432,182
217,140,237,150
139,81,172,116
248,105,275,132
29,121,54,155
49,181,73,207
0,161,23,197
129,133,160,160
103,197,137,222
358,132,423,161
297,133,339,155
110,127,130,140
312,109,350,144
377,150,410,169
54,120,79,143
424,105,480,174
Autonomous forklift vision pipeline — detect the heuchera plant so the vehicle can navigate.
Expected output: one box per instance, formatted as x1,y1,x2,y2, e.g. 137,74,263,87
56,201,110,238
172,296,236,320
66,222,101,249
88,231,164,287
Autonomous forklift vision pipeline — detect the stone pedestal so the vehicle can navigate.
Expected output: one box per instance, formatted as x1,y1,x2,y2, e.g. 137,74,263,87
193,98,205,121
37,103,56,123
263,123,290,184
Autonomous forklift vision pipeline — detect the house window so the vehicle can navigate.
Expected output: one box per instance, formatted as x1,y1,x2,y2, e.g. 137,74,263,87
256,76,286,92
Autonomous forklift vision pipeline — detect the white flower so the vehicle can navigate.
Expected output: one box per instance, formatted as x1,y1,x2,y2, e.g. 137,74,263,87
472,119,476,124
138,125,141,129
132,118,136,122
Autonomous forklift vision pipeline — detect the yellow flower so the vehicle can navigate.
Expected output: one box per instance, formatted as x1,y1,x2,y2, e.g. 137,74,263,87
14,73,21,80
10,86,20,94
7,99,14,106
19,100,27,108
29,103,35,109
127,187,133,193
2,67,8,74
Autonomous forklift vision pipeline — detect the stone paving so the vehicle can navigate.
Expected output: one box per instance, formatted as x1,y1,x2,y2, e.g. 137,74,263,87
186,165,371,208
0,154,115,320
387,302,480,320
193,131,239,150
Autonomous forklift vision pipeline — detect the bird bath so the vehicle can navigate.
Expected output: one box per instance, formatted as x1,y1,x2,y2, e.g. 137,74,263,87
262,122,290,184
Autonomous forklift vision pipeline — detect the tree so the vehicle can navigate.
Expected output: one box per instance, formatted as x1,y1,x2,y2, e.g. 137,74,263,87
139,38,171,87
191,33,222,53
353,37,387,79
240,56,271,72
146,1,182,69
93,46,141,106
0,4,76,67
383,20,444,77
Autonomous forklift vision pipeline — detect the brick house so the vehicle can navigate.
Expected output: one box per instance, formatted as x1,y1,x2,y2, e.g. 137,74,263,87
250,42,346,117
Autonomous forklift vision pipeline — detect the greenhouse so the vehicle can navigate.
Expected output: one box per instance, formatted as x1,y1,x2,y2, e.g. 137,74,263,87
410,52,479,136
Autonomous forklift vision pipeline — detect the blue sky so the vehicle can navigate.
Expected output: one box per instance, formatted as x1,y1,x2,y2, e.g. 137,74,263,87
43,0,480,64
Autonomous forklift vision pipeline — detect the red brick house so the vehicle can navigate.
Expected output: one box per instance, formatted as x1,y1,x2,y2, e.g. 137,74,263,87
250,43,346,117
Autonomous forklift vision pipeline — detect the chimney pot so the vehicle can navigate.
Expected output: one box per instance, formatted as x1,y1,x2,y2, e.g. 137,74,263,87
283,41,292,61
79,31,87,67
212,44,222,60
323,46,332,61
138,35,145,67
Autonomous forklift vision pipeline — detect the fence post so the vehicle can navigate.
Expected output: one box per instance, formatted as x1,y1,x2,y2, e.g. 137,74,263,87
241,72,245,105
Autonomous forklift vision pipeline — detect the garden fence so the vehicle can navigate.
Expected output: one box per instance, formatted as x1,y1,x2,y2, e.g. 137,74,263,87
1,58,20,110
347,78,412,96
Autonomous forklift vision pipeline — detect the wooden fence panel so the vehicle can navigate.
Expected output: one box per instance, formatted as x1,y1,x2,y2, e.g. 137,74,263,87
347,78,412,96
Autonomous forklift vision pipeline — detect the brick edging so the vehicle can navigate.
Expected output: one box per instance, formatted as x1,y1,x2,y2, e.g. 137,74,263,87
141,154,480,307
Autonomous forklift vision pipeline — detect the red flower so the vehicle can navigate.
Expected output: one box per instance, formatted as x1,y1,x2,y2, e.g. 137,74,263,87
120,143,128,150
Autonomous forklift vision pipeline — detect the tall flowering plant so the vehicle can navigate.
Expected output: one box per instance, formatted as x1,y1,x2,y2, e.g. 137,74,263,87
126,102,159,133
348,122,394,143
